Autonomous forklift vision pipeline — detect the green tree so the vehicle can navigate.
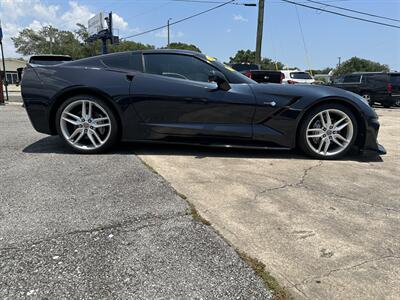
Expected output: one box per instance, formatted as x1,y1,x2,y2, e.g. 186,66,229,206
229,49,284,70
229,49,255,64
109,40,155,53
334,57,389,76
12,24,156,59
12,25,82,58
162,42,201,53
307,67,333,75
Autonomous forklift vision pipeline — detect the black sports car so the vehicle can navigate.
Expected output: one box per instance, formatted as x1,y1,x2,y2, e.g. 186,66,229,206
21,50,386,159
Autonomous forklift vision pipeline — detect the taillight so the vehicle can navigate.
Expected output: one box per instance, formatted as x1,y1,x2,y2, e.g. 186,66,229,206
387,83,393,93
287,80,298,84
245,71,252,79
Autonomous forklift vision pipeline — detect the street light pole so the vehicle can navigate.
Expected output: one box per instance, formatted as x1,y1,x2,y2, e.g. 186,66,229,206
0,41,8,102
255,0,265,65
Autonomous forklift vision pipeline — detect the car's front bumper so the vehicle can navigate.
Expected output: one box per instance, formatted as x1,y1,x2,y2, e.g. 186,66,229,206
362,117,386,155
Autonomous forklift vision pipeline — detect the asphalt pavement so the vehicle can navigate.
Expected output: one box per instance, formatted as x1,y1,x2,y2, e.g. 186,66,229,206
137,108,400,300
0,104,272,299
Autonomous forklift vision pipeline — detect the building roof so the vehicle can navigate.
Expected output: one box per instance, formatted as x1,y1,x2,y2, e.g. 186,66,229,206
0,59,27,71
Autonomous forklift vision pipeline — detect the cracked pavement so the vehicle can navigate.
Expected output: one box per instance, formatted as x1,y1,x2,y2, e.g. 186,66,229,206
137,108,400,299
0,105,272,299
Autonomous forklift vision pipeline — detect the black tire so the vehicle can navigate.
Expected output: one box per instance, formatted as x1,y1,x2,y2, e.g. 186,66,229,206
383,104,392,108
298,103,358,160
55,95,119,154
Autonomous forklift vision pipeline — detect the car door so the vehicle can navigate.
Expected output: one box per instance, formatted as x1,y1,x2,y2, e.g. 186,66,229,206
131,53,255,139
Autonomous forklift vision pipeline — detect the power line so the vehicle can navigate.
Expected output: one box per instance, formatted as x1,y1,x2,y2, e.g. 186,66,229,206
280,0,400,29
294,5,313,74
305,0,400,23
169,0,256,5
122,0,236,40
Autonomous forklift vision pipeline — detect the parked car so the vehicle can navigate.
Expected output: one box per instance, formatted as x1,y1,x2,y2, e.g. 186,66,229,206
331,72,400,108
21,50,385,159
231,63,283,84
17,55,73,86
281,70,315,85
29,55,72,66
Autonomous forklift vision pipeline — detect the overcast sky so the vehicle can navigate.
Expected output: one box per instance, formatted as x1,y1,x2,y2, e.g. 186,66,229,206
0,0,399,70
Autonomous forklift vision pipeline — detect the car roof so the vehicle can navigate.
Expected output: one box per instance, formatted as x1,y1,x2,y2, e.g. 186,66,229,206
139,49,203,56
351,72,386,75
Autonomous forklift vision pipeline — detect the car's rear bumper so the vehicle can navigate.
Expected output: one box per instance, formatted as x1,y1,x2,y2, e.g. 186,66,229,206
23,97,53,135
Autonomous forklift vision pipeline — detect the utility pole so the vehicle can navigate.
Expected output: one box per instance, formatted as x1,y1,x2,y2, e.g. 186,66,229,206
338,57,341,68
167,18,172,48
255,0,265,65
49,33,53,54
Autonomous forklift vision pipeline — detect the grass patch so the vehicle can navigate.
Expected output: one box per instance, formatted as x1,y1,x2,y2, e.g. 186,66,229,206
186,201,211,226
238,251,291,300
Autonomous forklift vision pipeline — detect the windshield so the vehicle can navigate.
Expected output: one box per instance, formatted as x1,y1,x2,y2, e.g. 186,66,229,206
212,61,256,84
290,72,313,80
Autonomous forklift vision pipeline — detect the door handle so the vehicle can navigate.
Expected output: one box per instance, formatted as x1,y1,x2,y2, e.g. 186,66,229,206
263,101,276,107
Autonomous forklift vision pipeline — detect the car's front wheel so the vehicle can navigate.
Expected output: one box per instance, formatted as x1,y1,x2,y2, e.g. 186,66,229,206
56,95,119,153
299,104,358,159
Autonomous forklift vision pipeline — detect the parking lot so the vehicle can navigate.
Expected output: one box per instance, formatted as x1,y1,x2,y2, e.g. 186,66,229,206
0,104,398,299
137,108,400,299
0,104,271,299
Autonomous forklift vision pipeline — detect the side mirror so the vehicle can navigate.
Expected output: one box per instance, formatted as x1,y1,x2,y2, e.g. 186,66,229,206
208,70,231,91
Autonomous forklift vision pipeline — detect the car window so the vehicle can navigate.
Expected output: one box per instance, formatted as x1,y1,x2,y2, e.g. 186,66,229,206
290,72,312,80
212,61,256,84
365,74,388,86
390,74,400,85
144,54,217,82
343,75,361,83
29,56,72,65
231,64,260,72
102,52,143,71
333,76,344,84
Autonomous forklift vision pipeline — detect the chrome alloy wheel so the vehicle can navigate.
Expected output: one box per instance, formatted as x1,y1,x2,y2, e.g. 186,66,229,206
362,94,371,102
60,100,111,150
306,109,354,157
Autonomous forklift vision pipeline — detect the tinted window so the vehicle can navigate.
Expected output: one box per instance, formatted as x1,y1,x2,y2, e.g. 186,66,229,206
343,75,361,83
212,61,255,84
365,74,388,86
102,52,143,71
29,59,69,65
333,76,344,84
144,54,217,82
390,74,400,86
290,72,312,79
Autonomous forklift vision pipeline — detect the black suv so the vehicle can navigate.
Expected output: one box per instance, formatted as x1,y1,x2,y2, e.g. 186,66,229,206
332,72,400,108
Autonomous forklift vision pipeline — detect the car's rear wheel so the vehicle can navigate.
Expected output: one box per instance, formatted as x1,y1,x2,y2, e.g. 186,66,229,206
299,104,358,159
56,95,119,153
